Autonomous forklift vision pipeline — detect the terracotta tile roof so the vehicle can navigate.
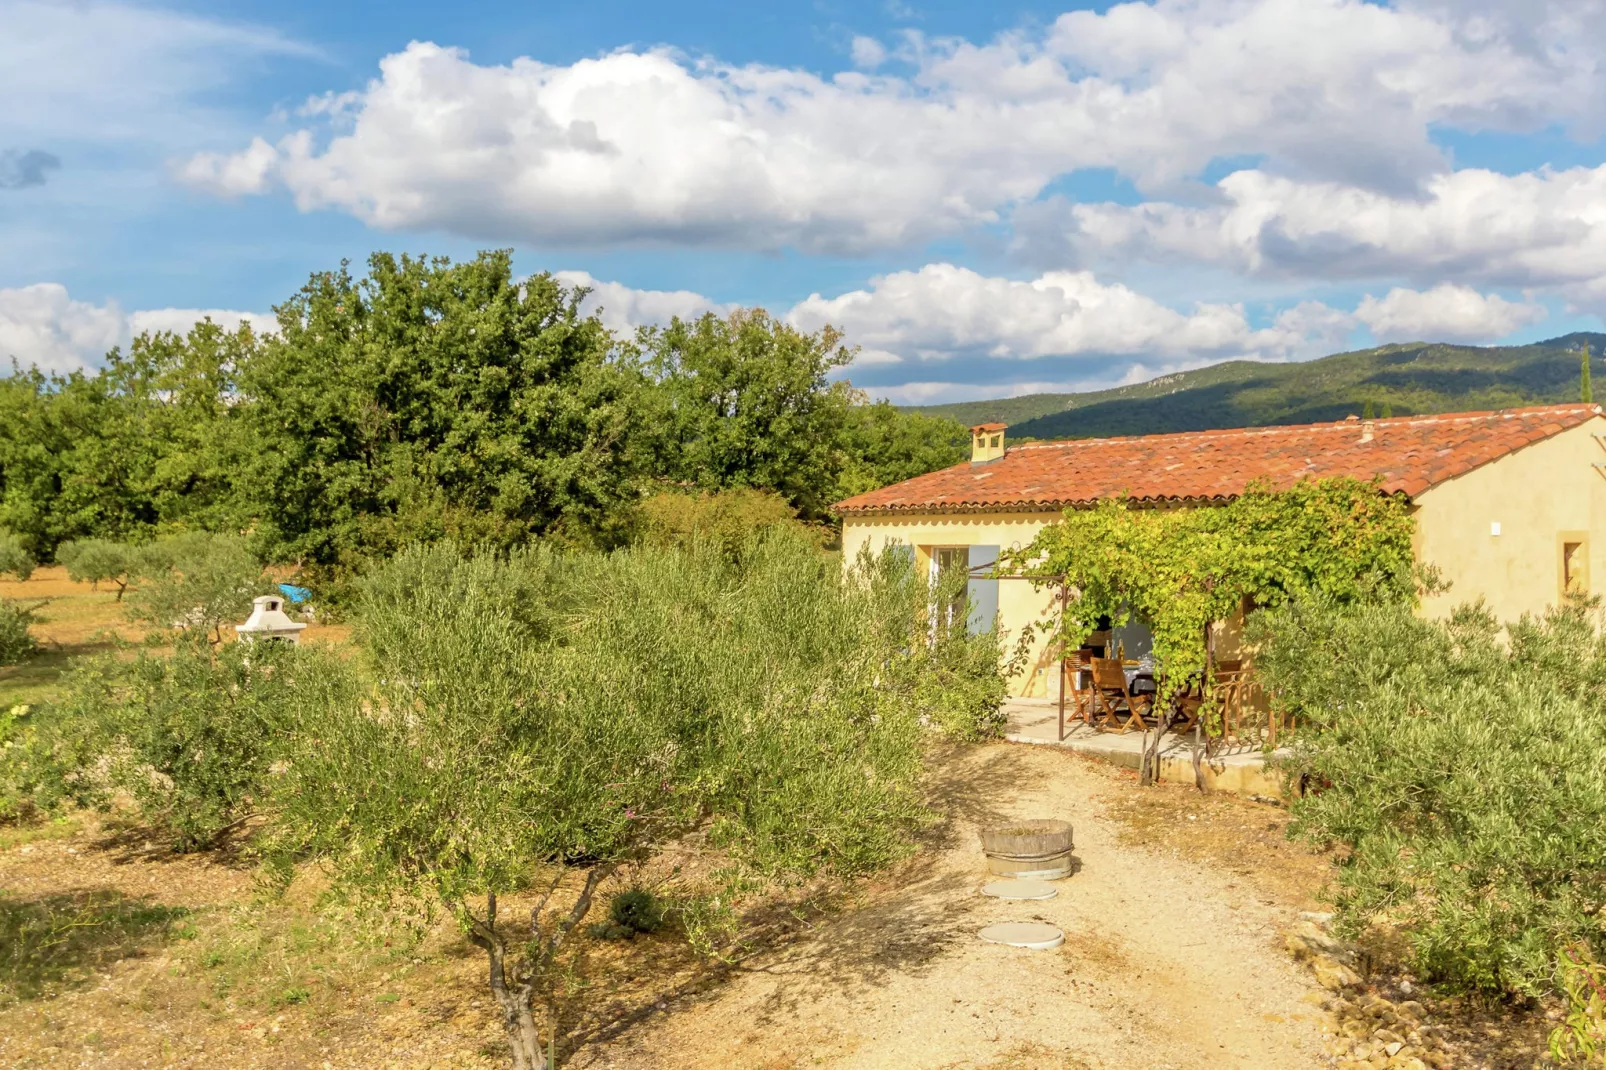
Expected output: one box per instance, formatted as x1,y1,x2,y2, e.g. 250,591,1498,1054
835,403,1604,515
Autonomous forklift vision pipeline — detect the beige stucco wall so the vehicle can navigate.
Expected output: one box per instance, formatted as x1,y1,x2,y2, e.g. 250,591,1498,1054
841,510,1064,696
1414,417,1606,622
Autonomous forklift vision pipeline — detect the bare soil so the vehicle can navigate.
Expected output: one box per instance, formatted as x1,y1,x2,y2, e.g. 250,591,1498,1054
579,743,1333,1070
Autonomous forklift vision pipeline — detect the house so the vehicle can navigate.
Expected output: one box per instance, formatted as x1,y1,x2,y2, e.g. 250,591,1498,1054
833,404,1606,698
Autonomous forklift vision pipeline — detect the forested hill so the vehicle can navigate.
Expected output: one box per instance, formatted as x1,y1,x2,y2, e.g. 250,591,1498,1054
909,333,1606,440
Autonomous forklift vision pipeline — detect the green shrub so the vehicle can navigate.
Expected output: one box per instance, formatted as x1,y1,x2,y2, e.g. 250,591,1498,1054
633,488,822,559
607,888,665,937
913,605,1012,742
0,531,36,666
1255,597,1606,997
0,705,46,822
0,532,35,582
0,599,37,667
48,640,304,849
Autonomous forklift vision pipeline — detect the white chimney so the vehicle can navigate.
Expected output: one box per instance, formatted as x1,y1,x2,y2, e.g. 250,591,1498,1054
236,595,308,645
970,423,1007,463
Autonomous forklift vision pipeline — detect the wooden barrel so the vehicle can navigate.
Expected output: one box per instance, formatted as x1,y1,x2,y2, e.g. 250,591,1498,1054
980,819,1075,879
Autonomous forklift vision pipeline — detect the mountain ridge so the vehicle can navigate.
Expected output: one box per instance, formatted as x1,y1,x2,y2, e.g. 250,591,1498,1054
903,333,1604,441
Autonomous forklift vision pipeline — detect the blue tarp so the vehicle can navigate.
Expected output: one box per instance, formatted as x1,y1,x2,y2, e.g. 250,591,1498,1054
277,583,312,605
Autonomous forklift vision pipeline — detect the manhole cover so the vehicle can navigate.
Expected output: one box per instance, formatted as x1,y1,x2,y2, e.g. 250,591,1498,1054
980,879,1058,900
979,922,1065,950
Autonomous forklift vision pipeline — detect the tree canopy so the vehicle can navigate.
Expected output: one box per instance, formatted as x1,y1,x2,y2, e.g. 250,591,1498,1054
0,251,967,569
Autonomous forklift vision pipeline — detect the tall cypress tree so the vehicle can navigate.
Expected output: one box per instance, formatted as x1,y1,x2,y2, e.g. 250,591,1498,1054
1583,342,1594,404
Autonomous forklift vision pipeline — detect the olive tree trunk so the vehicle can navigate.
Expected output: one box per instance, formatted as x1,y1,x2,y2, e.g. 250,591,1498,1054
468,892,545,1069
462,867,615,1070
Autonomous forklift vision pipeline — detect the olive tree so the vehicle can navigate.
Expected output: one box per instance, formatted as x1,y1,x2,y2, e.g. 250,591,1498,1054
0,531,35,582
125,533,276,643
1256,597,1606,996
56,538,141,600
47,640,301,849
0,530,38,666
268,534,941,1069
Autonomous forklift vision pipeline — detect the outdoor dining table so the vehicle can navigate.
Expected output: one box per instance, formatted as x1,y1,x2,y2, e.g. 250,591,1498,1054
1069,665,1156,694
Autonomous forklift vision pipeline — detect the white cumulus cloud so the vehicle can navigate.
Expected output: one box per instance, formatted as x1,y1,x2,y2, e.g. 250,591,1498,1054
0,284,126,375
786,263,1349,367
1354,284,1547,343
553,270,733,335
0,283,273,374
1035,165,1606,298
176,0,1606,252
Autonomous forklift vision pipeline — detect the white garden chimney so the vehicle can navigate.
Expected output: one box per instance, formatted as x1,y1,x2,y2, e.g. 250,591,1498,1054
236,595,307,644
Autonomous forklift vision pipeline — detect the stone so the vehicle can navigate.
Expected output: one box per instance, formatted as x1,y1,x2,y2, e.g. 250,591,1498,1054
1292,920,1341,952
1313,955,1363,991
978,922,1064,950
1383,1041,1404,1057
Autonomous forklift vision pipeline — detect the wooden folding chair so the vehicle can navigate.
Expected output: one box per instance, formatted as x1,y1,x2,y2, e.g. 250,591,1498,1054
1068,648,1095,727
1213,660,1244,740
1089,657,1152,733
1170,674,1205,734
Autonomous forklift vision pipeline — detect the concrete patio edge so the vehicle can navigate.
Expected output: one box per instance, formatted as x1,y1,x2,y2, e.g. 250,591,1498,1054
1003,699,1288,798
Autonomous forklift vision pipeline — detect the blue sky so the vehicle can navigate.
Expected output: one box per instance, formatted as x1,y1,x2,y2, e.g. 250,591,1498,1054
5,0,1606,402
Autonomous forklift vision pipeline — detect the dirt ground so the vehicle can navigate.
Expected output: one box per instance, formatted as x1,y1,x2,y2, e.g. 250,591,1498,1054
0,738,1336,1070
580,743,1332,1070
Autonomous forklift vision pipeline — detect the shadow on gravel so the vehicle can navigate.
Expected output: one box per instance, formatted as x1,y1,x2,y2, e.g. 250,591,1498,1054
0,887,189,1004
565,742,1068,1062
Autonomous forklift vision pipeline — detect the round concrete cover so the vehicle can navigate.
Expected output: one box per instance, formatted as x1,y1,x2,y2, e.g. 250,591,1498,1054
979,922,1065,950
980,879,1058,900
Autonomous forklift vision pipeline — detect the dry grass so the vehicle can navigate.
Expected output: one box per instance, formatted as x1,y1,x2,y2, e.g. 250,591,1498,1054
1083,756,1333,912
0,813,503,1068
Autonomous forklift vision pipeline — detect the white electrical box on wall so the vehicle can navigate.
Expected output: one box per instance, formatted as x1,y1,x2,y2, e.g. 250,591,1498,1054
1490,521,1502,536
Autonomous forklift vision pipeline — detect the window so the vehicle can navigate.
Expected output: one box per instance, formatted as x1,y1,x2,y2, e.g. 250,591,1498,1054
932,547,968,627
1562,537,1589,598
927,546,999,634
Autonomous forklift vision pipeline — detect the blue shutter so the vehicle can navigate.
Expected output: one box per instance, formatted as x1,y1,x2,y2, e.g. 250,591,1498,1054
967,545,1000,634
